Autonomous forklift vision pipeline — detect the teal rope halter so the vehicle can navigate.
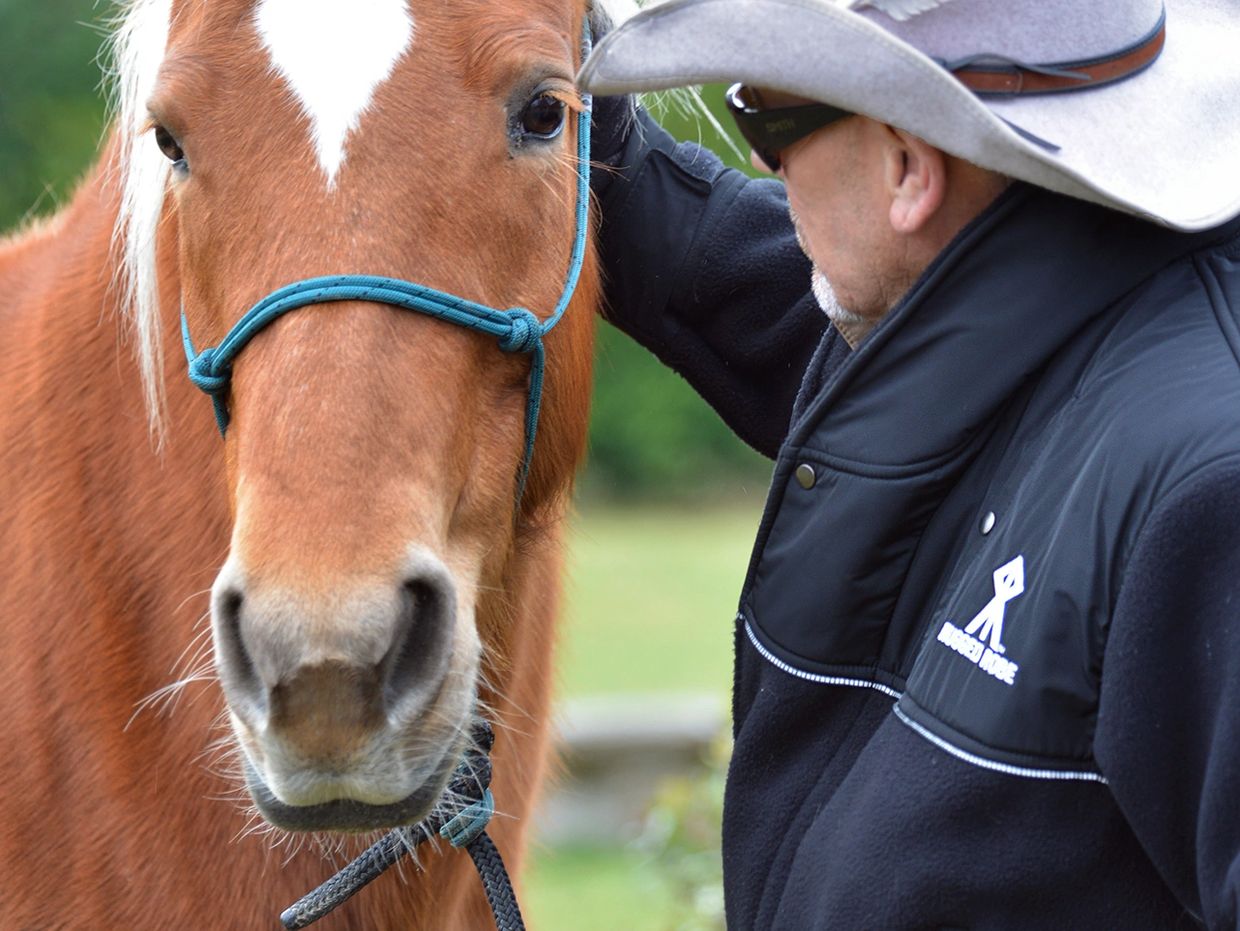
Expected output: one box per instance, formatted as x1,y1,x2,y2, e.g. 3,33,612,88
182,36,592,502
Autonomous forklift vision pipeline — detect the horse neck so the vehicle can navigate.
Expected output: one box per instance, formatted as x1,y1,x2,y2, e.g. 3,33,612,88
1,139,226,659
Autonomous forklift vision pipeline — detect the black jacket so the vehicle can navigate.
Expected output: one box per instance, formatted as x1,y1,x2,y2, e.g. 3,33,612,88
598,113,1240,930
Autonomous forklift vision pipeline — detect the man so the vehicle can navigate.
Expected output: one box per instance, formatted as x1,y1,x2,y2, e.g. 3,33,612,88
580,0,1240,927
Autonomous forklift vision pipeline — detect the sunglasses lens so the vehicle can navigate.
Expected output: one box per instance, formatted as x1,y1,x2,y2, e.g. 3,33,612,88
726,84,779,170
730,83,763,110
725,82,850,172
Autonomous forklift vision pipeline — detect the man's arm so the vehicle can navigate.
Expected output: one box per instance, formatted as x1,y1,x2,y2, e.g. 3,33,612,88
593,105,830,458
1095,456,1240,929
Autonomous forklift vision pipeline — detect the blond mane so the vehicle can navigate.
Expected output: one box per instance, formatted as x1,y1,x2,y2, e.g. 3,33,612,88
107,0,175,435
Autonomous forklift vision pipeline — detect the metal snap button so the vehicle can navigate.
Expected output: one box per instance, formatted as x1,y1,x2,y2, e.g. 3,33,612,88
795,463,817,490
980,510,996,535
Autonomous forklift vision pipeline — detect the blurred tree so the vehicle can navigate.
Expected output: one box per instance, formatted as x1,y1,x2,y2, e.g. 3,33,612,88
582,93,773,502
0,0,110,227
0,2,782,501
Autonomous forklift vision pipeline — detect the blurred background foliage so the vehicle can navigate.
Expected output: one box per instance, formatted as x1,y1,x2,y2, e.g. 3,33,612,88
0,0,771,503
0,1,110,229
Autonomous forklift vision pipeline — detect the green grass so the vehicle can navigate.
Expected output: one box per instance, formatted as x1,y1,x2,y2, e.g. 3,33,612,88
523,504,758,929
556,504,764,699
523,844,678,931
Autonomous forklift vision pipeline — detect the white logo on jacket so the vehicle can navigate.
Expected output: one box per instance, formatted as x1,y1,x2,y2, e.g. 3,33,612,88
937,555,1024,686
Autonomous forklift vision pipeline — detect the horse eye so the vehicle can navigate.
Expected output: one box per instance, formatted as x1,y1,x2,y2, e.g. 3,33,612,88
153,124,187,171
519,94,566,139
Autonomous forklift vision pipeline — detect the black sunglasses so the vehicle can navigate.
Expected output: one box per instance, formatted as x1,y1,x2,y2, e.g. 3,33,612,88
725,83,852,172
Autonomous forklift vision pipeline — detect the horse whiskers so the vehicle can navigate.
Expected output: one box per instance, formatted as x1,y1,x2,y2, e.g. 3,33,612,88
205,787,251,805
198,730,241,763
124,665,218,729
234,809,274,846
237,819,436,875
471,670,538,741
172,586,214,617
471,581,510,597
125,614,220,728
205,768,248,794
277,832,311,868
167,619,214,674
480,709,535,742
200,732,247,777
470,688,515,727
197,709,238,764
198,729,247,784
205,671,515,870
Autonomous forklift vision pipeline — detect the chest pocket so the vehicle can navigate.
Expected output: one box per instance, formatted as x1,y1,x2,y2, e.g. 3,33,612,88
898,505,1109,777
738,442,972,695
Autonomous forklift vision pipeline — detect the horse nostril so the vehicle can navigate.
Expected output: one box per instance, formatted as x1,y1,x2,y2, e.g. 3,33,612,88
213,587,266,715
382,576,453,713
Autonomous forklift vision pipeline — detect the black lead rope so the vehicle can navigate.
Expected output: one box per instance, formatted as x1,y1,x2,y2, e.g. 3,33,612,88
279,722,525,931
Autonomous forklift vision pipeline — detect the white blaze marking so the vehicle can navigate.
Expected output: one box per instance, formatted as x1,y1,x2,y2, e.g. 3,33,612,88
255,0,415,186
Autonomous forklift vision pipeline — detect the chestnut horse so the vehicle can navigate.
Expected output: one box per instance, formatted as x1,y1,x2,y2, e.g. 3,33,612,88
0,0,618,926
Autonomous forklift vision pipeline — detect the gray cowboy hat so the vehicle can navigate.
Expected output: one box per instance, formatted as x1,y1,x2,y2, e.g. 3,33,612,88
578,0,1240,231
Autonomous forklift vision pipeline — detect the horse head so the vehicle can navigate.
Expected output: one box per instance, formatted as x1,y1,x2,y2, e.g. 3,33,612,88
117,0,601,833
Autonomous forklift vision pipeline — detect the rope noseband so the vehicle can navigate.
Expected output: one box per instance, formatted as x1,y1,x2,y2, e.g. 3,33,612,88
181,35,592,502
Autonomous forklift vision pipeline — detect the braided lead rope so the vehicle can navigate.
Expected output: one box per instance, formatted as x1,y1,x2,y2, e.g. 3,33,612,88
181,22,592,501
278,829,410,928
279,722,524,931
464,832,526,931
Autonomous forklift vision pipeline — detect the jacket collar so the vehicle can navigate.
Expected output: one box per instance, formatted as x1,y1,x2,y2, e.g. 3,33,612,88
789,184,1237,463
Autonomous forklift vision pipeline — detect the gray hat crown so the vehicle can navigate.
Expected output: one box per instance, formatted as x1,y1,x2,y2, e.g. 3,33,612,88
860,0,1165,65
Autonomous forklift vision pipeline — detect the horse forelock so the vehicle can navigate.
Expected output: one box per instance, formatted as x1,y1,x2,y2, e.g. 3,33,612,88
109,0,175,438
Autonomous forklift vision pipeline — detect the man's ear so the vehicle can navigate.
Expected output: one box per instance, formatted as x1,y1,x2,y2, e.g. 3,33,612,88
883,126,947,234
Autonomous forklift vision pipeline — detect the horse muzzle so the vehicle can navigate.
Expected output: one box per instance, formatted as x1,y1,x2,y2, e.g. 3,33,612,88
209,548,482,831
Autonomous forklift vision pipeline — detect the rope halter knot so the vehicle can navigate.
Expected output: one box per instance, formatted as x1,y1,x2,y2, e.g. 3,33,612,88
187,347,230,397
497,309,543,354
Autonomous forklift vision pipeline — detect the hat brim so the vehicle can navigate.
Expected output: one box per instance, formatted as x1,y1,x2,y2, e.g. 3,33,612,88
579,0,1240,231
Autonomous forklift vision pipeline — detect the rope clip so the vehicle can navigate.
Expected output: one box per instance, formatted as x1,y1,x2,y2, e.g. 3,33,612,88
439,789,495,848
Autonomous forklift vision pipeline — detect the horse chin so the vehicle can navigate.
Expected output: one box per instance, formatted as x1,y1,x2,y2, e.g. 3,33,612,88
242,744,463,834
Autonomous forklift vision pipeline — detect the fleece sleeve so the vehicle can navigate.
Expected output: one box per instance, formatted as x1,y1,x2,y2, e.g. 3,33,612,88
1094,455,1240,930
595,108,828,459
